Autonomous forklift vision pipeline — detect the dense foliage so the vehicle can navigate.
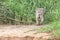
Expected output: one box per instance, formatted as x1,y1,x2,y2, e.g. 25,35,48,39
0,0,60,24
36,21,60,37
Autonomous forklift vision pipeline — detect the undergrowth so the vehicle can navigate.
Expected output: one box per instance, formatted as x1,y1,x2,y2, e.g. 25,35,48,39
0,0,60,24
36,21,60,37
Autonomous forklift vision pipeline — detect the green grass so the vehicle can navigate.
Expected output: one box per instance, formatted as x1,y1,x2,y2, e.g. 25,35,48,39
0,0,60,38
0,0,60,24
36,21,60,37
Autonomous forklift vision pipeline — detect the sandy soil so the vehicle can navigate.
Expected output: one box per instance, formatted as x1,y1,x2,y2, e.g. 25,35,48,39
0,25,56,40
0,25,46,36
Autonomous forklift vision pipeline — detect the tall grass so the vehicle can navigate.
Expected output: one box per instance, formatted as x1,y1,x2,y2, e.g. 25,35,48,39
0,0,60,24
36,21,60,37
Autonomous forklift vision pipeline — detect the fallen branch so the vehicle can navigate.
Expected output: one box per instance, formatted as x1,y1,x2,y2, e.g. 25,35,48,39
0,16,20,21
7,17,20,22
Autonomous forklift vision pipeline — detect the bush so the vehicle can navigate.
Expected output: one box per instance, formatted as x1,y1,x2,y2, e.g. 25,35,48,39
0,0,60,24
0,2,15,24
36,21,60,37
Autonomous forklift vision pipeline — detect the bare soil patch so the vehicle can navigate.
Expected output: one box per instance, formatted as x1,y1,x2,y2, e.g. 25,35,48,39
0,25,58,40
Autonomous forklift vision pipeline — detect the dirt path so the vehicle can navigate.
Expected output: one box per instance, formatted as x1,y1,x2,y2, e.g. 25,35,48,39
0,25,55,40
0,25,47,36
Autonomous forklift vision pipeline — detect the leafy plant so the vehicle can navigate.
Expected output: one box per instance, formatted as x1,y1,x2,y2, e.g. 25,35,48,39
0,0,60,24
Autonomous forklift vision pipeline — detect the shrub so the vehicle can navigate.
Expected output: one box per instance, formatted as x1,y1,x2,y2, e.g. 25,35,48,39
0,0,60,24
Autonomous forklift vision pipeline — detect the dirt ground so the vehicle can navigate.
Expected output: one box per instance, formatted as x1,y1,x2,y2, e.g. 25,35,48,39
0,25,58,40
0,25,46,36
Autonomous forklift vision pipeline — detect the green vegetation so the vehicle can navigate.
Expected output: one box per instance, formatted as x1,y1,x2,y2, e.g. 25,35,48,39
36,21,60,37
0,0,60,37
0,0,60,24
